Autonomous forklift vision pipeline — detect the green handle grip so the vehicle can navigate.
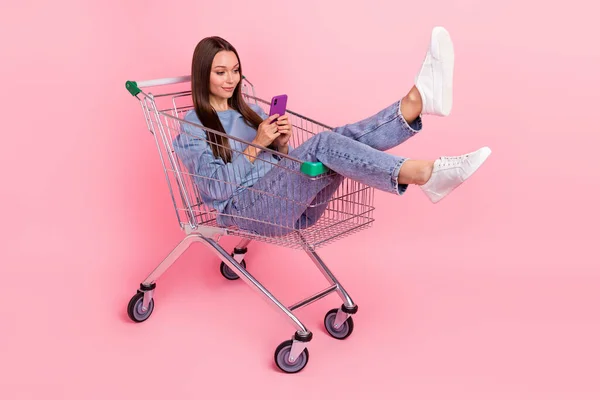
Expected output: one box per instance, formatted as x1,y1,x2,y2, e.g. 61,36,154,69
126,81,140,96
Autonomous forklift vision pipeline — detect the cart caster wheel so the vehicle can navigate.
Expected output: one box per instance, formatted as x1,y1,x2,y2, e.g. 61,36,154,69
274,340,309,374
324,308,354,340
220,259,246,280
127,292,154,323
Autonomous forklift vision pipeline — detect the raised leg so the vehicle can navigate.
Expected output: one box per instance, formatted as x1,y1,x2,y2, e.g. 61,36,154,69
326,26,457,151
331,100,422,151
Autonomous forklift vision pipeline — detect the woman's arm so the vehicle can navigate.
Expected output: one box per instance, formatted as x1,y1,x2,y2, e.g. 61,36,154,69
242,144,262,162
173,124,255,203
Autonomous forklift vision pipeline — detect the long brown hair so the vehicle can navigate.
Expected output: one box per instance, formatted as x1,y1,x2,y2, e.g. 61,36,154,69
191,36,263,163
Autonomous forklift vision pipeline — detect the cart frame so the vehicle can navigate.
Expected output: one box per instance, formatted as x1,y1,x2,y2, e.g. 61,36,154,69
124,75,375,373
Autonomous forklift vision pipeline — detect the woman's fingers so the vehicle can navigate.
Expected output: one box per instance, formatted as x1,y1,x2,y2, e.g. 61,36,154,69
276,117,292,133
271,125,280,138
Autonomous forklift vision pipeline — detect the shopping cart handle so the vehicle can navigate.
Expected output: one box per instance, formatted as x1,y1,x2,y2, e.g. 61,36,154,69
125,77,325,176
126,81,141,96
301,162,329,176
125,75,249,97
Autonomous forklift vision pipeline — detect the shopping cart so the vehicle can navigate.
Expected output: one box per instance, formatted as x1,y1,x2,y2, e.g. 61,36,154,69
124,75,376,373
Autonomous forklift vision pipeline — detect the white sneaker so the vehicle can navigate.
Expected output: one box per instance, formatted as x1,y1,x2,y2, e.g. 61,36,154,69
414,26,455,116
420,146,492,203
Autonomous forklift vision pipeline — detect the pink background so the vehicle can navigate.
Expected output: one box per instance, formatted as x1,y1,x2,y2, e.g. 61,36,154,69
2,0,599,398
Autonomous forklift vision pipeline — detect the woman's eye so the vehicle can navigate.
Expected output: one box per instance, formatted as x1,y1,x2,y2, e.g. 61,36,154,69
215,70,238,75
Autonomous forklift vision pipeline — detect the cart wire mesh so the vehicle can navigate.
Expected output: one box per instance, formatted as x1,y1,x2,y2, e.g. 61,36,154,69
134,79,375,250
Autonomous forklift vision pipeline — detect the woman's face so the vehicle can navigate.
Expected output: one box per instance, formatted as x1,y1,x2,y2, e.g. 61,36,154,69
209,50,241,101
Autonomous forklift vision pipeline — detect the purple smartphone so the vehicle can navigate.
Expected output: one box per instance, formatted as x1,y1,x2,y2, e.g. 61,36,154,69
269,94,288,123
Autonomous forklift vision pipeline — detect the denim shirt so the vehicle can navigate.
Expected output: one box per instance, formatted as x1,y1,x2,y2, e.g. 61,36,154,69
172,103,293,214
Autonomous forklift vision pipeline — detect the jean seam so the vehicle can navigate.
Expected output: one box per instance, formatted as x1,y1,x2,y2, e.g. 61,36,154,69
322,148,397,189
391,157,408,195
353,101,401,141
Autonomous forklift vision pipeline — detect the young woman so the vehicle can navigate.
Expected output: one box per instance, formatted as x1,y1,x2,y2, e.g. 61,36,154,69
173,28,491,237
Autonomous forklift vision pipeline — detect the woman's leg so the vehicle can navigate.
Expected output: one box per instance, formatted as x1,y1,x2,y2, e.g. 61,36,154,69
226,128,436,235
294,173,344,230
225,27,485,235
225,127,491,235
225,130,410,236
330,99,422,151
330,26,455,150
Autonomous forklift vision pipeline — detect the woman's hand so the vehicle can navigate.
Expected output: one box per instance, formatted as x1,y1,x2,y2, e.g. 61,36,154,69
253,114,281,148
272,114,292,152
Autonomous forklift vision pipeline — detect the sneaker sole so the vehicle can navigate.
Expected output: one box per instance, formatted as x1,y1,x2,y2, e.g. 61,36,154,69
430,27,454,116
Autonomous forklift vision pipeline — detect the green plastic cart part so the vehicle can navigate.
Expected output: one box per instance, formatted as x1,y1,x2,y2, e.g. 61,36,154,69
301,162,328,176
126,81,140,96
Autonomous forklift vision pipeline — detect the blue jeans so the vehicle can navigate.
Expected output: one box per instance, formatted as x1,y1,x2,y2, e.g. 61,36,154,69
222,100,422,236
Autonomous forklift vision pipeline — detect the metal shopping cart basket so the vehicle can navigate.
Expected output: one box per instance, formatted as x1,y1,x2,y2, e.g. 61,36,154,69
124,75,376,373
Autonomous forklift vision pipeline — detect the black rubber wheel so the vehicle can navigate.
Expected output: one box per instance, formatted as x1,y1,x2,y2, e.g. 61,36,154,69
324,308,354,340
220,259,246,280
127,292,154,323
274,340,309,373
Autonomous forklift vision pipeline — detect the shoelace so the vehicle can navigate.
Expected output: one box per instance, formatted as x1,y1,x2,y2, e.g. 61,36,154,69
438,154,469,168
